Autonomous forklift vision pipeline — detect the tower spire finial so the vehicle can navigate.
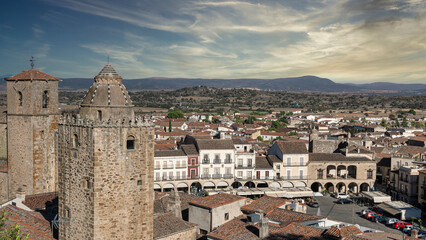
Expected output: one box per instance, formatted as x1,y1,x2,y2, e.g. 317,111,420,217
30,56,35,69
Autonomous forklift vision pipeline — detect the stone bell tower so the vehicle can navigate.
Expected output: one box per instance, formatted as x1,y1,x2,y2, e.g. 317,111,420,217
4,68,59,199
58,64,154,240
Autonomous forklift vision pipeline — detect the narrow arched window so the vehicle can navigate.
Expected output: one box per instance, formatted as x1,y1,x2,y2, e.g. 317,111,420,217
42,91,49,108
97,110,102,121
18,91,23,107
73,134,78,148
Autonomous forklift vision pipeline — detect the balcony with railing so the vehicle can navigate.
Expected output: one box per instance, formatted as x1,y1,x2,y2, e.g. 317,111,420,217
223,174,233,179
212,174,222,179
282,175,308,180
213,159,222,164
175,164,187,169
224,158,233,164
235,164,253,169
163,165,174,169
201,174,211,179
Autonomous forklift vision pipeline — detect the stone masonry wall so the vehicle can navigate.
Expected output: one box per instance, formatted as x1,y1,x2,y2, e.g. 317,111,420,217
59,117,154,240
6,80,58,199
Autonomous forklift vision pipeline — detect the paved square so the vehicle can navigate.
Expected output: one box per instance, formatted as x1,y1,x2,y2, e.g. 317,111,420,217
306,196,413,235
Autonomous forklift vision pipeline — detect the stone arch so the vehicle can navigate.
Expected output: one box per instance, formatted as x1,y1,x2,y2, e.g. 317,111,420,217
282,181,294,188
310,182,322,192
244,181,255,188
293,181,307,187
177,182,188,193
336,182,346,193
18,91,23,106
73,134,78,148
217,181,229,189
325,182,334,193
126,135,135,150
348,182,358,193
203,181,216,190
270,181,281,188
154,183,162,192
360,183,370,192
190,182,202,194
348,165,357,178
337,165,347,178
257,182,268,188
326,165,336,178
231,181,242,189
162,183,174,192
42,90,49,108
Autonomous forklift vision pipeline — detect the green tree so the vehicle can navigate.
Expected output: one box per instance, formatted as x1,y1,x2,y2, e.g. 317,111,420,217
167,109,184,119
289,131,298,136
257,136,264,142
389,114,396,120
380,119,387,127
168,119,172,132
408,109,416,115
244,116,257,124
402,117,409,127
0,211,29,240
212,118,219,124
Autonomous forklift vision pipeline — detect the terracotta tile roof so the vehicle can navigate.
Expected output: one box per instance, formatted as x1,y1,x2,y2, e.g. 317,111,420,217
5,69,60,81
196,139,235,150
22,192,58,210
154,143,177,150
269,222,326,240
255,156,273,169
153,212,197,239
241,196,290,214
266,155,281,163
323,225,362,239
155,131,188,136
360,231,421,240
0,205,54,239
181,144,198,156
207,215,260,240
154,149,186,157
266,208,323,224
276,141,308,154
189,193,246,209
396,146,426,155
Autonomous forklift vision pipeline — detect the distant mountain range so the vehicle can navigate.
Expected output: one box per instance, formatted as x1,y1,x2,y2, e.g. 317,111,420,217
1,75,425,94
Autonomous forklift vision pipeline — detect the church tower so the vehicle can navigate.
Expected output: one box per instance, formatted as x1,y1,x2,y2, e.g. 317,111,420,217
58,64,154,239
4,68,59,198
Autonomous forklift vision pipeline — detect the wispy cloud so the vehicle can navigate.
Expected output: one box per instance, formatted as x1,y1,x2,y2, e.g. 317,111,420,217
38,0,426,82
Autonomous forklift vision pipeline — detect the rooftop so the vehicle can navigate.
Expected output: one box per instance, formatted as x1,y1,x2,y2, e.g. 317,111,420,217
5,68,60,81
154,149,186,157
241,195,290,214
189,193,246,209
153,212,198,239
275,141,308,154
196,139,235,150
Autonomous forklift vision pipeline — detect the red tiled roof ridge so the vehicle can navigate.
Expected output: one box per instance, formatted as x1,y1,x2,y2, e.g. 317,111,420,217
5,68,60,81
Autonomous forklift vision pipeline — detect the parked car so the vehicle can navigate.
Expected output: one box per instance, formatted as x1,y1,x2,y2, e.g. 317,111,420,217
393,222,412,230
307,201,319,208
417,231,426,239
372,215,387,223
386,218,398,226
402,225,414,233
361,209,373,215
336,193,349,199
336,199,353,204
365,212,377,219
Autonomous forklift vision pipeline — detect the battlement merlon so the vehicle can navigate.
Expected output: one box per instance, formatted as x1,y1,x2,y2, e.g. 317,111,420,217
59,114,154,128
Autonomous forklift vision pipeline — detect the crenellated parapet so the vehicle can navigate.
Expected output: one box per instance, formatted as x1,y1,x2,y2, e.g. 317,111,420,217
59,113,154,128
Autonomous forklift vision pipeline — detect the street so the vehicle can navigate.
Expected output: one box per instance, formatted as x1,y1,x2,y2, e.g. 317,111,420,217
306,196,411,236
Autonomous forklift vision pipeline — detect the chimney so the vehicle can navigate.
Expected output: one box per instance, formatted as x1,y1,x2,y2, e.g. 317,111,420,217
167,189,182,219
257,209,269,238
16,188,25,200
411,229,418,238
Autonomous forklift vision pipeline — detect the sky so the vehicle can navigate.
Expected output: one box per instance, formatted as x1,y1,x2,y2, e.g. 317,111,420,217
1,0,426,83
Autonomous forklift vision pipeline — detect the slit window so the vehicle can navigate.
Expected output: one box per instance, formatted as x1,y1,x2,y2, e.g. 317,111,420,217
127,136,135,150
97,110,102,121
18,91,23,107
73,134,78,148
42,91,49,108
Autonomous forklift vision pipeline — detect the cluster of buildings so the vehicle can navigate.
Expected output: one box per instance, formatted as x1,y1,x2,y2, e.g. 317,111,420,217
0,64,424,239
